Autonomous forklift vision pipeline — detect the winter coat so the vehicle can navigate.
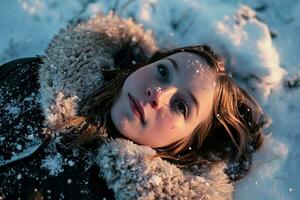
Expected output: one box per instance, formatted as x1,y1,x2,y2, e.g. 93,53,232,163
0,13,233,200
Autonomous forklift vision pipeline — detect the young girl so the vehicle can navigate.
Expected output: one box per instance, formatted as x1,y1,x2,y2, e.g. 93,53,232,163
0,14,265,199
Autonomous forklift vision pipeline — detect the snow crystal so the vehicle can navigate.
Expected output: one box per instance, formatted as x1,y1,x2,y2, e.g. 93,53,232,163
67,178,72,184
41,153,64,176
155,87,162,93
149,175,162,186
0,137,5,142
16,174,22,180
4,104,21,116
26,134,34,140
67,160,75,167
16,144,22,151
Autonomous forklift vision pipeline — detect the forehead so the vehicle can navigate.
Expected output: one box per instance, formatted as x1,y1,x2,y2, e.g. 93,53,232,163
165,51,216,121
166,52,216,89
168,52,207,66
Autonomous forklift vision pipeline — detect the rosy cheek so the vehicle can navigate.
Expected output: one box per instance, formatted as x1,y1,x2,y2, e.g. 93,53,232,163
118,118,132,136
156,112,177,132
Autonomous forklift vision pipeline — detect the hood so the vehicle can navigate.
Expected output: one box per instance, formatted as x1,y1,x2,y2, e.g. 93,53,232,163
39,12,157,128
38,13,233,199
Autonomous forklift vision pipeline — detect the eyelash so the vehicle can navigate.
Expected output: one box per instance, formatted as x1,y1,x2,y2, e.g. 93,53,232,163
167,99,188,118
157,63,169,82
157,63,188,117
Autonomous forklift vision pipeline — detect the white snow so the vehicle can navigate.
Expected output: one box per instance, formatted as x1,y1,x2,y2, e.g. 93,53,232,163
1,0,299,199
67,160,75,167
4,103,21,117
16,173,22,180
41,153,64,176
67,178,72,184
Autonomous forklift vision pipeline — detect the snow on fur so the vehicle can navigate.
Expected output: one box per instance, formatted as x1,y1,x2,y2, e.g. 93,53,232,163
97,138,233,200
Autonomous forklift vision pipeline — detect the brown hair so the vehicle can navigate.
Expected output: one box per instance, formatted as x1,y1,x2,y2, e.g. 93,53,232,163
60,45,266,181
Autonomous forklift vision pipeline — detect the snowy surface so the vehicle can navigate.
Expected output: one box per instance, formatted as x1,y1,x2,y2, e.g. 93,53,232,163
1,0,299,199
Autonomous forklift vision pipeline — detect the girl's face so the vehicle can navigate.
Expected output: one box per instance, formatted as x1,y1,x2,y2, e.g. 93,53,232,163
110,52,216,148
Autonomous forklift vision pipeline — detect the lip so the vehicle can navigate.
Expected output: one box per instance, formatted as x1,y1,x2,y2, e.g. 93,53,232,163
128,93,146,124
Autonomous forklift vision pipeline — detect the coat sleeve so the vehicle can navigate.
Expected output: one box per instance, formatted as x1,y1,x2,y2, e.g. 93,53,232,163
0,57,45,167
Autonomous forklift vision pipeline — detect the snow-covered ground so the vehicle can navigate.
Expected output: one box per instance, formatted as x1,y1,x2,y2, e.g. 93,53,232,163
1,0,299,199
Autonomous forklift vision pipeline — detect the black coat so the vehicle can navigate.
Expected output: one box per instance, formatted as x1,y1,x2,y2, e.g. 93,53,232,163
0,57,115,200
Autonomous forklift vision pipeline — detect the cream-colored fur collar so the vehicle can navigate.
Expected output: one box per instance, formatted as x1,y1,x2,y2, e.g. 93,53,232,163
97,138,233,200
39,13,233,200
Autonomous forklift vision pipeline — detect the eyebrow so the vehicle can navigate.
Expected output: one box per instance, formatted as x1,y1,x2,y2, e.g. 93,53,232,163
165,57,200,118
165,58,179,73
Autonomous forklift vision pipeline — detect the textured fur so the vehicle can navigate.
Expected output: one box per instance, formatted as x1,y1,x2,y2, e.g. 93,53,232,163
39,13,233,199
39,12,157,128
97,138,233,200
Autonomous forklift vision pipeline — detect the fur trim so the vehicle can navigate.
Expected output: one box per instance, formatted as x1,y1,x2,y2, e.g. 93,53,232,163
97,138,233,200
38,13,158,128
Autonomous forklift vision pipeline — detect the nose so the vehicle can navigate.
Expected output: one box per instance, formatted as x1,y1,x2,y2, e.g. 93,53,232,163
145,86,176,109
